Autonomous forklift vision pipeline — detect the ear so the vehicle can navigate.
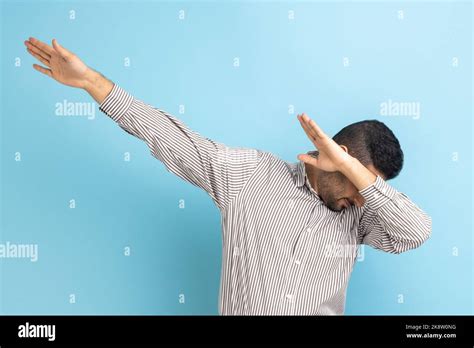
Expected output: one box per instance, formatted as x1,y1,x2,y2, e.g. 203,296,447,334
340,145,349,153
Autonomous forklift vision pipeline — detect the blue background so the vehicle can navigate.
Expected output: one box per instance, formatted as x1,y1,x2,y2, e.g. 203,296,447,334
0,0,472,314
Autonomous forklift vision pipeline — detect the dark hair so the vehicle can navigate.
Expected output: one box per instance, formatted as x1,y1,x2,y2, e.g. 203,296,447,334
332,120,403,180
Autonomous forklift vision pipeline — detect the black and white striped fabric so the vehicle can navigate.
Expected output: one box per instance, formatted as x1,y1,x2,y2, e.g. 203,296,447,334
99,84,432,315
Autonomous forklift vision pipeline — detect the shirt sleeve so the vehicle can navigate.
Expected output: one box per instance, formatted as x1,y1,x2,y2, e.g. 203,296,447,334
98,83,264,211
356,175,432,254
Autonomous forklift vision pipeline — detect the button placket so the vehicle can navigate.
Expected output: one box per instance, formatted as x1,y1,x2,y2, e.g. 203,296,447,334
282,225,312,313
281,204,322,314
281,245,304,313
289,207,324,314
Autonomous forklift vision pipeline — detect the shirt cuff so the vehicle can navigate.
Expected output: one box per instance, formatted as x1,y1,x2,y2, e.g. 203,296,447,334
359,175,397,211
98,83,134,122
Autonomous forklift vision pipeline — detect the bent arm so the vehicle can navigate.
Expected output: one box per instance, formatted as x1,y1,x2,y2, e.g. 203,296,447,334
357,176,432,254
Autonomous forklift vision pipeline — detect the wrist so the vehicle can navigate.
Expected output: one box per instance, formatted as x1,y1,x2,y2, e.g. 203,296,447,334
339,156,378,191
338,156,359,176
82,67,100,92
81,68,114,104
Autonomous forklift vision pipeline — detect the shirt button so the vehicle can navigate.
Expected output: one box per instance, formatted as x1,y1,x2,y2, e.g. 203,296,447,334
233,247,240,256
286,294,294,302
295,259,301,265
306,228,311,233
288,199,295,208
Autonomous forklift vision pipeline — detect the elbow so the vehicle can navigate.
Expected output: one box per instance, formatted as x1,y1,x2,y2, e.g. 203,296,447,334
392,214,432,254
417,213,433,247
421,214,433,242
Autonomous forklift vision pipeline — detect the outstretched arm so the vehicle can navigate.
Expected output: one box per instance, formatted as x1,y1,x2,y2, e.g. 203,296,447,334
25,37,264,211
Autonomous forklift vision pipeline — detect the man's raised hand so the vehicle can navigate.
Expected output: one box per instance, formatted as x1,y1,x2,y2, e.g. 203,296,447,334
24,37,114,104
25,37,91,89
297,113,354,172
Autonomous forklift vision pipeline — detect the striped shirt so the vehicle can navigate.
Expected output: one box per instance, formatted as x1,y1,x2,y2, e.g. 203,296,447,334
99,84,432,315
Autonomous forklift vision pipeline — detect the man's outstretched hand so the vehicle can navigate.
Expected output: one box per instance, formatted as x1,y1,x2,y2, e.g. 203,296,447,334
25,37,91,88
24,37,113,103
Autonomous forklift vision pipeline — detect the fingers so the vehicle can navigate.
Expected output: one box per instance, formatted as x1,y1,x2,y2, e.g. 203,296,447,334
298,113,327,139
297,114,316,140
27,49,50,67
33,64,52,78
27,37,54,56
52,39,71,58
297,153,319,166
25,39,50,66
24,40,51,60
308,118,326,138
297,113,315,139
298,118,317,147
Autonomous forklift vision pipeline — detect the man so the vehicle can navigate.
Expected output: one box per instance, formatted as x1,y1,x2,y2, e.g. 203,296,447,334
25,37,432,315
